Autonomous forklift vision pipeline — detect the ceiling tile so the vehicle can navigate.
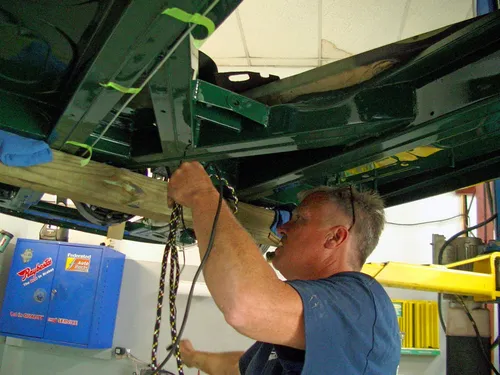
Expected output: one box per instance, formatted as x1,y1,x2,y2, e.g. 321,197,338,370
322,0,408,56
400,0,474,40
201,11,246,58
321,39,352,59
211,57,249,66
321,59,341,65
238,0,319,59
250,57,319,67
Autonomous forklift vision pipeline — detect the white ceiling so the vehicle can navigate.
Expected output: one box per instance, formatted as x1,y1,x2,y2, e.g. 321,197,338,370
201,0,475,77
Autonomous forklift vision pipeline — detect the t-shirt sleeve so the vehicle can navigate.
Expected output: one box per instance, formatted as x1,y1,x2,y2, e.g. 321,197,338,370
287,276,378,374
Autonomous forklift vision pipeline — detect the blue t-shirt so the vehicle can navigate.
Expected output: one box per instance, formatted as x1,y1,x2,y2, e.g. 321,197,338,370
239,272,401,374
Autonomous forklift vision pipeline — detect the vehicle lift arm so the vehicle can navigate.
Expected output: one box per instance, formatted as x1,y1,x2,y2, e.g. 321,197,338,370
364,252,500,302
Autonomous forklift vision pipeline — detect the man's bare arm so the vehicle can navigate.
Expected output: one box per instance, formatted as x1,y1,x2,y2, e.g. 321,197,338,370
168,163,305,349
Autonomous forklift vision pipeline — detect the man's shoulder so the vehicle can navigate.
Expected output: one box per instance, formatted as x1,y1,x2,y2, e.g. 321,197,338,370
286,272,400,374
288,271,394,314
327,270,376,283
291,271,382,291
329,271,394,306
327,271,388,294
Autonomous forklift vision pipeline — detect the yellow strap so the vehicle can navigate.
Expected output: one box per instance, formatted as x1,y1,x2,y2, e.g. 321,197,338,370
65,141,92,167
162,8,215,48
99,82,141,94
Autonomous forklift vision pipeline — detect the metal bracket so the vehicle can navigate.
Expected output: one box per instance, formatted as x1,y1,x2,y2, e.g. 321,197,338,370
192,79,270,129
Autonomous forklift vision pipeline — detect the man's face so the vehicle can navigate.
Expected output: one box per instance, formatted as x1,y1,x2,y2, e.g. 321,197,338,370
272,192,343,279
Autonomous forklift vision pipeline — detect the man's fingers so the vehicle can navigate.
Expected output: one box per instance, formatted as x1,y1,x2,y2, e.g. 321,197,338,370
167,197,175,208
166,161,214,209
180,339,193,350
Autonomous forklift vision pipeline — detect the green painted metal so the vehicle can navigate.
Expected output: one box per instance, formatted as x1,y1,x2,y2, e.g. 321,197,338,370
2,2,500,243
194,104,244,134
46,0,243,158
136,37,193,159
131,82,416,168
237,22,500,200
129,14,500,172
377,12,500,86
193,79,270,127
400,348,440,356
0,92,51,139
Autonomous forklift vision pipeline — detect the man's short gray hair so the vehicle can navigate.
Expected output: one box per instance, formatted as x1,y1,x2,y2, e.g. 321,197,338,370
298,186,385,268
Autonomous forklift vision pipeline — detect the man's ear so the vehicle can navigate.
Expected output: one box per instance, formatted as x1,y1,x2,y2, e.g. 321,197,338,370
324,226,349,250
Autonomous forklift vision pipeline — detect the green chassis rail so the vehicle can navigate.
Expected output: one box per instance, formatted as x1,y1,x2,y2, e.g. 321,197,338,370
1,1,500,243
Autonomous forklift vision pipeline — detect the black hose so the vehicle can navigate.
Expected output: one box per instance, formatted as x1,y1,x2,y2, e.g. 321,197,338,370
437,212,498,334
437,213,498,265
455,296,500,375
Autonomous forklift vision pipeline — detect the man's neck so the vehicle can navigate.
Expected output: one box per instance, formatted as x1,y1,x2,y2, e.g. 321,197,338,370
289,264,355,281
315,255,355,279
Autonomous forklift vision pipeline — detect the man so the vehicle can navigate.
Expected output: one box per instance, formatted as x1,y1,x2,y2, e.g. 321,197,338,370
167,162,401,374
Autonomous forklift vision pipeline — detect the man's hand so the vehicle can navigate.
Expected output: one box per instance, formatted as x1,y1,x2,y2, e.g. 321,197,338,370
167,162,218,209
179,339,244,374
179,339,196,368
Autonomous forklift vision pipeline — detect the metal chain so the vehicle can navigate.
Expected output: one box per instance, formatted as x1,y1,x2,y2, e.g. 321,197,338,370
150,203,184,374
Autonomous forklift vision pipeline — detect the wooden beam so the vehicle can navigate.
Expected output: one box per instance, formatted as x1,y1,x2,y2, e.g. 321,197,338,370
0,150,276,245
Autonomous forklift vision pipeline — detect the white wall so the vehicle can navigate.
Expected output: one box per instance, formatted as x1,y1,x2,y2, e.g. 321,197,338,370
0,214,252,375
0,191,470,375
369,192,474,375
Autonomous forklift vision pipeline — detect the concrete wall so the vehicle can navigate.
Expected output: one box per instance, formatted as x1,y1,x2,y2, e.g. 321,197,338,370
0,192,471,374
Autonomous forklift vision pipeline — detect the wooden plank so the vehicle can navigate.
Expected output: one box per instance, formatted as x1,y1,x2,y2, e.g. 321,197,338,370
107,222,126,240
0,150,276,245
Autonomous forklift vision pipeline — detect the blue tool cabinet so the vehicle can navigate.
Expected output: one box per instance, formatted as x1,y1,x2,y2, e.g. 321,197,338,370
0,239,125,349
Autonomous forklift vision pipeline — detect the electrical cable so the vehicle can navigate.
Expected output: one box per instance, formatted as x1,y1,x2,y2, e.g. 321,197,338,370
153,168,225,375
467,193,476,216
465,191,476,237
179,247,186,276
435,193,474,331
386,214,464,226
436,196,498,333
154,173,224,374
484,183,499,355
492,334,500,350
149,145,194,373
127,352,176,375
455,296,500,375
437,294,446,334
486,183,497,236
127,352,149,366
437,213,498,265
